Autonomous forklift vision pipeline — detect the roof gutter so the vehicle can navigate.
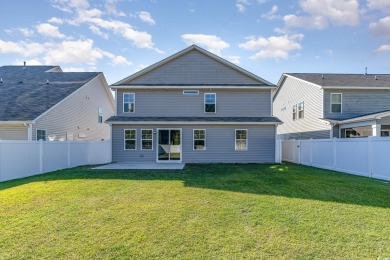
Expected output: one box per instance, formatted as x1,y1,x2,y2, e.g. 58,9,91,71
110,85,277,90
107,121,283,125
0,121,32,126
321,86,390,90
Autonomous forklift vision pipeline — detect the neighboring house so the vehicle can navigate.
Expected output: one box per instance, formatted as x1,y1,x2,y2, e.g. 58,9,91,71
273,73,390,139
107,45,281,163
0,65,114,141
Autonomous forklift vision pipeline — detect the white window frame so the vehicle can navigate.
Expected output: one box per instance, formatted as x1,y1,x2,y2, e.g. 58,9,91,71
292,104,297,121
123,93,135,113
36,129,46,141
331,93,342,113
235,129,248,151
141,129,153,150
124,129,136,150
298,102,304,119
193,129,206,150
98,107,103,123
183,90,199,95
204,93,216,113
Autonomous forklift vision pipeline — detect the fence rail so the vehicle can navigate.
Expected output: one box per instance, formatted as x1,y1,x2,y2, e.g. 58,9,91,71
0,140,112,182
282,137,390,181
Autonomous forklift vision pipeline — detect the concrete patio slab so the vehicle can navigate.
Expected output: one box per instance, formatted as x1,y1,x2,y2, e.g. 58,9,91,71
93,162,185,170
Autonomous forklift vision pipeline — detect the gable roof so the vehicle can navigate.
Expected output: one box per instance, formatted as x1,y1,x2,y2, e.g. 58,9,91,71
0,65,100,121
112,45,275,88
274,73,390,100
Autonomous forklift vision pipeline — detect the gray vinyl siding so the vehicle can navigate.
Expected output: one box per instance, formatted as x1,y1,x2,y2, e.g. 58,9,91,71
0,125,28,140
112,124,276,163
32,74,114,141
116,89,271,117
273,76,331,140
123,50,261,85
324,90,390,120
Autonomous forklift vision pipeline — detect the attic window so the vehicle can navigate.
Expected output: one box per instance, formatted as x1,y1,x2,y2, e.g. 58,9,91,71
183,90,199,95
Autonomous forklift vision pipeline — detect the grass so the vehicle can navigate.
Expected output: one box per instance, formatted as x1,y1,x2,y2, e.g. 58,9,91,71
0,163,389,259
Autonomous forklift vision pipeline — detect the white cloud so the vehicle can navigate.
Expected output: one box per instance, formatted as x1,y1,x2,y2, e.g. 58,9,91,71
0,38,132,67
13,59,43,66
367,0,390,10
19,28,34,37
48,17,65,24
105,0,125,16
236,0,249,12
137,11,156,25
284,15,328,29
369,16,390,36
111,55,132,66
62,67,87,72
262,5,279,20
50,1,161,52
36,23,66,38
181,34,229,55
374,44,390,54
284,0,359,29
89,25,109,39
239,34,304,60
227,56,241,64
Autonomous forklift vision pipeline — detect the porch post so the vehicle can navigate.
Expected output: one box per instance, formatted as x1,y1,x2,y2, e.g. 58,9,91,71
372,124,381,137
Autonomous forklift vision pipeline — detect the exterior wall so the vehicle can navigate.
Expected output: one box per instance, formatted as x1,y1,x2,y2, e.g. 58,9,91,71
124,50,261,85
0,125,28,140
32,74,114,141
116,89,272,117
112,124,276,163
324,89,390,120
273,76,331,140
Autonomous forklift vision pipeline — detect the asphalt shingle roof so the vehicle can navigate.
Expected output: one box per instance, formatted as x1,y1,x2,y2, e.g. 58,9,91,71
106,116,282,123
286,73,390,88
0,66,100,121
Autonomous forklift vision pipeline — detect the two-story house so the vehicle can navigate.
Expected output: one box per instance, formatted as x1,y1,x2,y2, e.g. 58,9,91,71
273,73,390,139
107,45,281,163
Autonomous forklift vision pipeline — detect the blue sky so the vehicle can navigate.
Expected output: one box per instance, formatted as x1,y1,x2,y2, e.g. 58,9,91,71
1,0,390,84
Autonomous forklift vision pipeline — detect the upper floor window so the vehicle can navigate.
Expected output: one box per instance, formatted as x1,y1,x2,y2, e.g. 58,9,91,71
235,129,247,151
98,107,103,123
331,93,342,113
37,129,46,141
124,129,136,150
123,93,135,113
204,93,216,113
298,102,304,119
292,104,297,120
193,129,206,150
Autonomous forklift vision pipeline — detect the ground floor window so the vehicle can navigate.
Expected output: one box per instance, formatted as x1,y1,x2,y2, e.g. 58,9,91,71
343,126,372,138
193,129,206,150
141,129,153,150
235,129,247,150
124,129,136,150
37,129,46,141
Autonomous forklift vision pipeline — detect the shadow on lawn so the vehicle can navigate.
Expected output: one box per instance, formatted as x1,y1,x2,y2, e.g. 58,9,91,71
1,163,389,208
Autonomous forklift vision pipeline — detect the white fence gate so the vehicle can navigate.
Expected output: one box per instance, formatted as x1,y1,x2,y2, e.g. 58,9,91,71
282,137,390,181
0,140,112,182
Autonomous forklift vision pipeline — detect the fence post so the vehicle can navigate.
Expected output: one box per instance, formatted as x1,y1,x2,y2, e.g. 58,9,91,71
368,137,373,178
67,141,71,168
298,140,301,164
0,142,2,181
39,140,44,173
310,139,313,166
333,139,337,170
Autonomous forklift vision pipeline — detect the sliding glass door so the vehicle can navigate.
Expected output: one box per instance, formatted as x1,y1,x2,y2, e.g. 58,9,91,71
157,129,181,162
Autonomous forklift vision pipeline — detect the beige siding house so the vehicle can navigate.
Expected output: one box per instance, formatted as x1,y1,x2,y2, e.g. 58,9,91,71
0,65,114,141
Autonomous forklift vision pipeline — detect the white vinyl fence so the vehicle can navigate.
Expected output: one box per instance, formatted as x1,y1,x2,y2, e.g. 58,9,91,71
282,137,390,181
0,140,111,182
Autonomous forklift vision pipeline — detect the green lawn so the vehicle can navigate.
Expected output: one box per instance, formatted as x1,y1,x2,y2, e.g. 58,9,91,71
0,163,389,259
